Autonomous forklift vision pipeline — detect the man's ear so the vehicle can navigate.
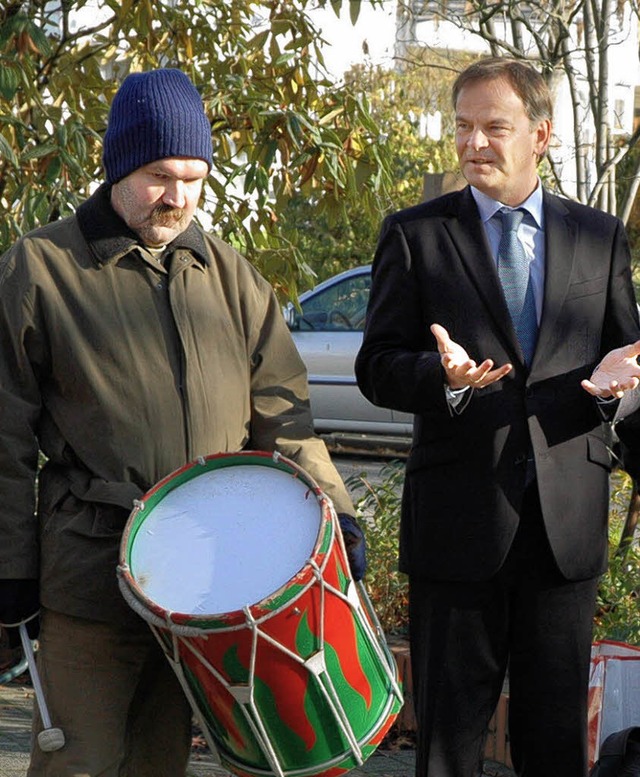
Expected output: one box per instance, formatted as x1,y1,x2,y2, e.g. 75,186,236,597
534,118,552,160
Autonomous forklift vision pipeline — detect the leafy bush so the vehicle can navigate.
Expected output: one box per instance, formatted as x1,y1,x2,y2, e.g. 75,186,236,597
0,1,393,302
594,470,640,645
346,461,409,636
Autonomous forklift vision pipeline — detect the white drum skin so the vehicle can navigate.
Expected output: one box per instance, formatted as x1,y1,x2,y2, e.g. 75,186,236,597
129,464,321,615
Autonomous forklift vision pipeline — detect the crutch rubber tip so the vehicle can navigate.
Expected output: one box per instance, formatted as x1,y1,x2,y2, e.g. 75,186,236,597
37,727,65,752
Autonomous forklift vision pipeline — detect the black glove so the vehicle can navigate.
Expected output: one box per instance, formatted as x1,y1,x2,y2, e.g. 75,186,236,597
619,734,640,777
0,579,40,646
338,514,366,582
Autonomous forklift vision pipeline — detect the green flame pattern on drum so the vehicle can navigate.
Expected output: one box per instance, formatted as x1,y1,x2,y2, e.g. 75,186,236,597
181,590,401,776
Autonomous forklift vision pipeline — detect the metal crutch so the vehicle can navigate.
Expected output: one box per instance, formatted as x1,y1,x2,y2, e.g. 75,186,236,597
18,622,65,752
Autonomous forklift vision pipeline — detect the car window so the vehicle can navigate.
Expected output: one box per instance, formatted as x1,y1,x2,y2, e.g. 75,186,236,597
299,273,370,332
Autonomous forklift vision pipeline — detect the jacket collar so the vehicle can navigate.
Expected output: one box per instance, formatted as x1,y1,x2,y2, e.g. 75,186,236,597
76,183,211,268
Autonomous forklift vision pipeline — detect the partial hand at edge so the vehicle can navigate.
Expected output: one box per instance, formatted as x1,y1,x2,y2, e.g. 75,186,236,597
581,340,640,399
430,324,512,390
337,514,366,582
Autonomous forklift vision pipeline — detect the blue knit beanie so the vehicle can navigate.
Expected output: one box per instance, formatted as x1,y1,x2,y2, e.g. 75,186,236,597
103,69,213,185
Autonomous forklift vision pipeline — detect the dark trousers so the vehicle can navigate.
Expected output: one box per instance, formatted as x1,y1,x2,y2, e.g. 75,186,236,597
409,485,599,777
27,608,192,777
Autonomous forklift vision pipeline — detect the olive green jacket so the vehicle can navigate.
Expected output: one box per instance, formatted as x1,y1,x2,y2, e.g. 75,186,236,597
0,185,353,623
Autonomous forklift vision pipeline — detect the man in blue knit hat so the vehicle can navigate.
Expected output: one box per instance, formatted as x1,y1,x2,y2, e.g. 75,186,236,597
0,69,365,776
103,69,215,248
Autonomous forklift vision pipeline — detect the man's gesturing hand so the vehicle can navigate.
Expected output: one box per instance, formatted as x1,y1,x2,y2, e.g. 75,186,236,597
582,340,640,398
431,324,512,390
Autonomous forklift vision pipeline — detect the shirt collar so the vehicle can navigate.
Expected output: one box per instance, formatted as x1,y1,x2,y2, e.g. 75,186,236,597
470,181,544,228
76,183,211,268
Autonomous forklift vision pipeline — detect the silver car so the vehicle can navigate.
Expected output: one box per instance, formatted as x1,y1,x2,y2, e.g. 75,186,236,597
285,265,413,439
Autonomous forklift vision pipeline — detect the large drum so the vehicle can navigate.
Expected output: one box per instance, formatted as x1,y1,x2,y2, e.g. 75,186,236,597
117,451,402,777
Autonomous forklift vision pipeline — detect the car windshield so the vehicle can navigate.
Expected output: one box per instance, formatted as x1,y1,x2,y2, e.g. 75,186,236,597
299,272,370,331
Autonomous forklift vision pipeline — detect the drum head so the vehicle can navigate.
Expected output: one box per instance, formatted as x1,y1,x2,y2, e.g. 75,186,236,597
128,462,321,615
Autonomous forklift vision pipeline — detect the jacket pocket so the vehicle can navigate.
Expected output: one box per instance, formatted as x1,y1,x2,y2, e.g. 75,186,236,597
564,275,608,301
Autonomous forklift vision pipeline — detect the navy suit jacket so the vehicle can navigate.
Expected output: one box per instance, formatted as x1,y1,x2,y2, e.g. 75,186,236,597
355,186,640,582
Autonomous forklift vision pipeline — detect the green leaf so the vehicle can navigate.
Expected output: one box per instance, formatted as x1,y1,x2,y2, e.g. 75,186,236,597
56,124,68,146
25,20,52,57
0,134,18,167
274,52,295,66
59,149,85,178
318,107,345,127
0,13,28,50
44,156,62,185
249,29,270,51
21,143,58,161
255,166,269,192
0,64,19,101
244,163,256,193
260,140,278,170
72,128,88,163
349,0,362,26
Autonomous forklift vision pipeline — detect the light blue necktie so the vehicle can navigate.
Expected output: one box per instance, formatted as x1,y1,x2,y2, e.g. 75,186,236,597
497,208,538,366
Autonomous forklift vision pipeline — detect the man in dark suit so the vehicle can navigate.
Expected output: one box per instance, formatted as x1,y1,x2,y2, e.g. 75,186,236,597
355,57,640,777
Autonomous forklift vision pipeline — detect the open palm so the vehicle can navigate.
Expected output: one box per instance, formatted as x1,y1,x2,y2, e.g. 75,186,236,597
582,340,640,398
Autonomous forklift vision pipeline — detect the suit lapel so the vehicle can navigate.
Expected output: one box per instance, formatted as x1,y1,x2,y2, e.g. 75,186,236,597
444,188,523,363
529,191,577,371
